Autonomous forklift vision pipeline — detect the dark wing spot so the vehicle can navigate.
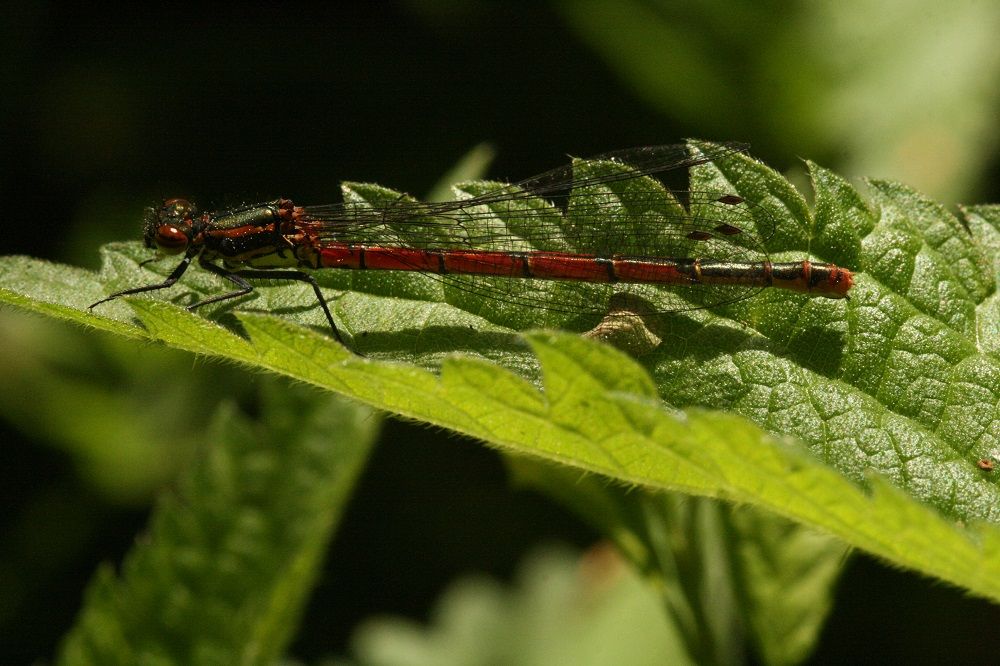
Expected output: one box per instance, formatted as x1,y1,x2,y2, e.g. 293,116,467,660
714,223,742,235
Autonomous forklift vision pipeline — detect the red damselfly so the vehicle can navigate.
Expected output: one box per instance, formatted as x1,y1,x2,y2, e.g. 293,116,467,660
90,143,853,348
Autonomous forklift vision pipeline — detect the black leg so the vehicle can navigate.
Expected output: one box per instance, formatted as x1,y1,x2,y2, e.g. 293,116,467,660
192,262,348,347
89,247,198,309
91,250,352,350
189,258,255,307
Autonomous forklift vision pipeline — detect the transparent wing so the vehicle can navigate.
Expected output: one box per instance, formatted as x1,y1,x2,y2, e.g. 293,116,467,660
303,143,771,329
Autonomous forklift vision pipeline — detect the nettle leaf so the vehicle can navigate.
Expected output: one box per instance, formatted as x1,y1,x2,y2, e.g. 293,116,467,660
3,143,1000,608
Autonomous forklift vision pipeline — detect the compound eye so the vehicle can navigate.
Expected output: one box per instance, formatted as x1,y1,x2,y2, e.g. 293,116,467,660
155,224,189,254
161,198,195,221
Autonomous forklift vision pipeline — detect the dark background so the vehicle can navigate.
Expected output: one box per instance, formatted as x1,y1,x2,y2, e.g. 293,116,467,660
3,1,999,663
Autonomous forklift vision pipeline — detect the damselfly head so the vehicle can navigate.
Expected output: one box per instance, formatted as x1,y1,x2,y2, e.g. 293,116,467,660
144,198,197,254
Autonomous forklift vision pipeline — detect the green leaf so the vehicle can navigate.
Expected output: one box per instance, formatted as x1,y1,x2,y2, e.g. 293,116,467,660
958,204,1000,357
55,380,378,664
3,142,1000,610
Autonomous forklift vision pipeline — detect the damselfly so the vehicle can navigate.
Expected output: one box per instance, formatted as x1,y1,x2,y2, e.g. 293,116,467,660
90,143,853,348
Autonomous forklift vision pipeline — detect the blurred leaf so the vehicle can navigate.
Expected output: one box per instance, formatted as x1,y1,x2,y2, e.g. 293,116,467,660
425,142,497,202
56,380,379,665
507,460,844,665
555,0,1000,201
0,310,250,503
349,545,691,666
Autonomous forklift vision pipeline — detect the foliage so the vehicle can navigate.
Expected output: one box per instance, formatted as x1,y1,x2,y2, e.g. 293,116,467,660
3,143,1000,663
